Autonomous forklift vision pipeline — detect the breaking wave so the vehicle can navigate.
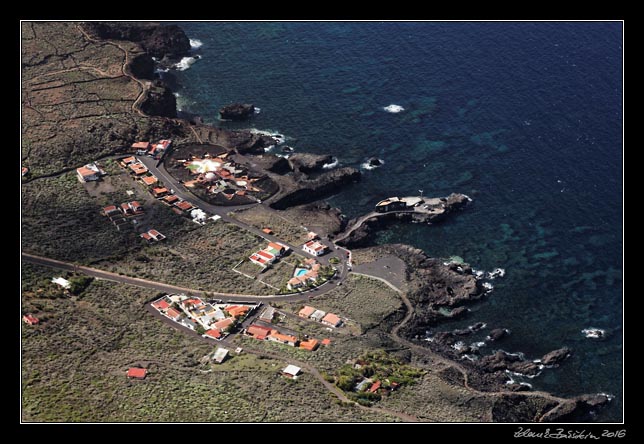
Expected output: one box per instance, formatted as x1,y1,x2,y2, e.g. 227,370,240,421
189,38,203,49
174,56,201,71
383,104,405,113
323,157,339,169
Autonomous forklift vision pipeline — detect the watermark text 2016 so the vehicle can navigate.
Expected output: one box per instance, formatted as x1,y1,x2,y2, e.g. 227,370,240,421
514,427,626,440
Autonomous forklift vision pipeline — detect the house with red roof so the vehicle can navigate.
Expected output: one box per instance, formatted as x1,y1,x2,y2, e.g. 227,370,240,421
129,163,148,175
302,240,327,256
120,202,133,215
141,175,158,186
226,305,250,318
23,314,39,325
247,324,272,339
140,232,153,242
174,200,194,212
298,306,316,318
214,317,234,332
126,367,148,379
321,313,342,328
102,205,120,217
152,298,170,311
368,380,381,393
321,338,332,347
148,229,165,241
121,156,137,165
152,187,169,198
267,330,299,347
76,165,100,183
249,249,276,267
299,339,319,351
129,201,144,214
204,329,222,340
163,194,179,205
131,141,150,153
262,228,273,235
165,307,182,320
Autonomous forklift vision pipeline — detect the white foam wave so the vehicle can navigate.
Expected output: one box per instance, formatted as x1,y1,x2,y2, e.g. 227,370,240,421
469,322,487,331
360,158,384,171
582,327,606,339
254,107,261,114
482,282,494,291
174,56,200,71
155,66,170,74
323,157,339,169
189,38,203,49
451,341,466,351
383,104,405,113
472,268,485,278
471,341,486,349
173,92,180,98
250,129,286,145
263,145,275,153
486,268,506,279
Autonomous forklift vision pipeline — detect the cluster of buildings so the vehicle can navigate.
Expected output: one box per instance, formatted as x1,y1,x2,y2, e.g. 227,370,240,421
298,306,343,328
101,201,145,231
140,229,166,242
287,258,322,290
76,162,106,183
374,196,424,213
120,156,159,187
131,139,172,159
249,241,289,268
179,152,262,200
245,323,326,351
151,294,257,340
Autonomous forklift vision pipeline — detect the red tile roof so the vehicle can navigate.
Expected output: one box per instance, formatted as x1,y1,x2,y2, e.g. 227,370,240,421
214,318,234,331
247,324,272,337
163,194,179,203
321,338,332,346
140,232,152,241
152,299,170,311
127,368,147,379
23,314,39,325
299,339,319,351
262,228,273,234
298,306,316,318
257,250,275,260
175,200,193,211
132,142,150,150
321,313,341,327
152,187,168,196
103,205,118,213
129,201,143,212
267,242,285,252
141,176,158,185
204,329,222,339
268,330,298,344
368,380,381,393
227,305,249,318
122,156,136,164
77,166,97,178
166,308,182,319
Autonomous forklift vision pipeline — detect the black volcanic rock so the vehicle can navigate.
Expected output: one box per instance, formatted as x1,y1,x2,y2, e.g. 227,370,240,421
507,361,541,376
541,347,572,366
488,328,509,342
82,22,191,59
479,351,522,373
129,53,155,80
140,80,176,118
289,153,333,174
219,103,256,121
368,157,383,167
269,167,361,210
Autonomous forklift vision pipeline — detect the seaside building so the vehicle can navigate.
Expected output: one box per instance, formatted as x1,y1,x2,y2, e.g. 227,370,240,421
302,240,327,256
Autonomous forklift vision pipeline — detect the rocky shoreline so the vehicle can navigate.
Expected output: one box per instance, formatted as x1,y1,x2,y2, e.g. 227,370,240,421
81,21,611,422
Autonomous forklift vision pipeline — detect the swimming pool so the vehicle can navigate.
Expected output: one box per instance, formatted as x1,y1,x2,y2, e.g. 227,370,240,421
295,268,308,277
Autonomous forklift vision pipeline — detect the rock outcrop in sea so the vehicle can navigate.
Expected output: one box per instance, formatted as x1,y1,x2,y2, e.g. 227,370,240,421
219,103,256,121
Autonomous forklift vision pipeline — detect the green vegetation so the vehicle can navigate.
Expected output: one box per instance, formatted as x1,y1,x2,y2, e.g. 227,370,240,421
68,276,94,296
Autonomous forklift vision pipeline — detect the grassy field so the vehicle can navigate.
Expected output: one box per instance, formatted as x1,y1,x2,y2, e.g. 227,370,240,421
231,205,309,245
21,264,398,422
287,274,403,333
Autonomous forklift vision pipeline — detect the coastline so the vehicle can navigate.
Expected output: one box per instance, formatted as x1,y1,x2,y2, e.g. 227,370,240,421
21,21,614,423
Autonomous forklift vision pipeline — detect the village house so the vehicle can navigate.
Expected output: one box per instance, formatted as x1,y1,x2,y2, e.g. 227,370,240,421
262,227,273,235
321,338,332,347
368,380,382,393
298,306,316,318
141,175,158,186
120,202,133,215
302,240,327,256
51,277,71,289
127,368,148,379
204,329,222,340
174,200,194,213
129,201,144,214
266,242,288,257
152,298,170,311
165,307,182,320
152,187,169,198
212,347,229,364
267,330,299,347
321,313,342,328
299,339,319,351
282,365,302,379
310,310,326,322
259,306,275,322
249,249,276,267
226,305,249,318
247,324,272,340
23,314,40,325
162,194,179,205
102,205,120,217
213,317,234,332
76,164,102,183
131,141,150,155
129,163,148,175
120,156,137,167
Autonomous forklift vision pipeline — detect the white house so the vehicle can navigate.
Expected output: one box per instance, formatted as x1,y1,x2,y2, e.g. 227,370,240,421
282,364,302,379
302,240,327,256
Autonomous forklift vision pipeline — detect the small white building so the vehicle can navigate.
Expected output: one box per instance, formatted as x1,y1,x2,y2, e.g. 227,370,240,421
51,277,71,289
302,240,327,256
310,309,326,322
282,364,302,379
213,347,229,364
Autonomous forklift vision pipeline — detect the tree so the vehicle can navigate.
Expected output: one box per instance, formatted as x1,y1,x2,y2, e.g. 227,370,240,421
195,325,206,335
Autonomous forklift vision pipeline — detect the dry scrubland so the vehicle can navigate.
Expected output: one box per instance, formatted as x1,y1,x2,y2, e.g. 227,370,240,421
21,263,398,422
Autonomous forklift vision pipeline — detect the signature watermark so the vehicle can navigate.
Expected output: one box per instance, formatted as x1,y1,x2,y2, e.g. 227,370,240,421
514,427,626,440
